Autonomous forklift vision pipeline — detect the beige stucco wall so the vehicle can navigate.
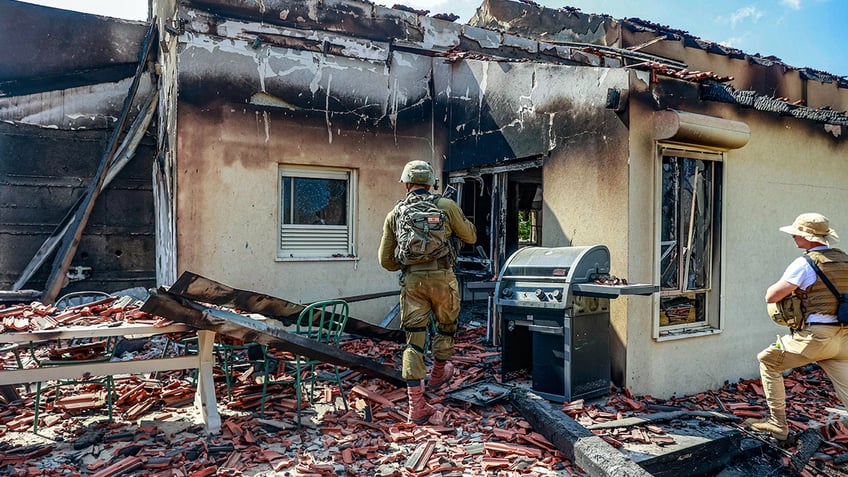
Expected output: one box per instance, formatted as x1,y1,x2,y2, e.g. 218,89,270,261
175,103,436,323
624,70,848,398
538,67,633,384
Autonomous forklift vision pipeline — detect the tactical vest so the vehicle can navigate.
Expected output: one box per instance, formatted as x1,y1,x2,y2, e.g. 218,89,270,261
804,249,848,316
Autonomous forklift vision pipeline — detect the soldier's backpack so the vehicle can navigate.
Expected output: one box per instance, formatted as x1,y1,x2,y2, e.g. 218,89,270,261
393,194,452,266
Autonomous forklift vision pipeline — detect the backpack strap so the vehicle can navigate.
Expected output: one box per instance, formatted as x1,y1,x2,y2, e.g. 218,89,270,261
804,254,843,299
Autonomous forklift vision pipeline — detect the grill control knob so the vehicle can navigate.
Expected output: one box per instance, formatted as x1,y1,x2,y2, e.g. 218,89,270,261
552,289,563,301
502,287,513,298
535,289,546,300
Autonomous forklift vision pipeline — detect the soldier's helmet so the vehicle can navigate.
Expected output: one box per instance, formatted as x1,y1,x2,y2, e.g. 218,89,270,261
399,160,435,186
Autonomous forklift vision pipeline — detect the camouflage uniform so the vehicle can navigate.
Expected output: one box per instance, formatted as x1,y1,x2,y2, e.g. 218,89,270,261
379,190,476,381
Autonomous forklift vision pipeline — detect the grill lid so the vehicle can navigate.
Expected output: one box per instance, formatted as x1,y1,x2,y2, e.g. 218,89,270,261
500,245,610,282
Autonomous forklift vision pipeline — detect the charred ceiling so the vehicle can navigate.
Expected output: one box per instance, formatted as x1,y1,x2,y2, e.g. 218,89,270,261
0,0,150,97
443,61,630,171
174,0,649,137
176,29,434,128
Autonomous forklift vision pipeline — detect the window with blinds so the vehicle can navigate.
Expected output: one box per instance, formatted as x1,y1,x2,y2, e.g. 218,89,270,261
278,166,356,259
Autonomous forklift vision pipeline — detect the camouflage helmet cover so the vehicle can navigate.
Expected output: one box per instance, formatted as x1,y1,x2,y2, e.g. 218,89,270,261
399,160,435,186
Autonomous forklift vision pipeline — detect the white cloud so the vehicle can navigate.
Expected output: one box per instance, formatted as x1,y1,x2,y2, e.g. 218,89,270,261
728,6,764,26
781,0,802,10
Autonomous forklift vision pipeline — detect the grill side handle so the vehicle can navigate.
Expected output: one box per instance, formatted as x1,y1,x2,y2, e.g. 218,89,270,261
572,283,659,298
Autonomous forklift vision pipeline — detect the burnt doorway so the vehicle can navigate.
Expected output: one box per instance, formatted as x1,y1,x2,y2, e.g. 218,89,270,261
448,159,544,282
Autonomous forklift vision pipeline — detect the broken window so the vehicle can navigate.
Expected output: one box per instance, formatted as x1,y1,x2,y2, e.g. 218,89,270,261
517,184,542,247
658,149,722,336
278,166,356,260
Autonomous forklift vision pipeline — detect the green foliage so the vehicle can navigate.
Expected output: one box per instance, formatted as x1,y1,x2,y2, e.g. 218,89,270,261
518,212,531,241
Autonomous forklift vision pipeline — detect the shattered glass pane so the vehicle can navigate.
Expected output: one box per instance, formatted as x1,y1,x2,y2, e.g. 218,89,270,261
283,177,348,225
661,156,717,293
660,159,680,290
659,153,720,328
686,161,713,290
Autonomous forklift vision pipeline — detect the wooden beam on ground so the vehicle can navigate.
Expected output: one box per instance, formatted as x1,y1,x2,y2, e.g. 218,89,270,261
586,410,740,430
141,289,405,387
167,271,405,343
509,387,652,477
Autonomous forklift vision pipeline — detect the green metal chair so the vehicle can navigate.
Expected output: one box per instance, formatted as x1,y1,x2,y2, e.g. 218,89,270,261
31,336,119,432
31,290,119,432
218,337,265,401
158,332,260,401
260,299,350,425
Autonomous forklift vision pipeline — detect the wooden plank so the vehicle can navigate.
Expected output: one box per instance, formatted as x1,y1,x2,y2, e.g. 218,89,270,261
167,271,405,343
0,323,189,344
509,387,652,477
194,330,221,434
0,356,198,385
585,410,740,430
141,289,405,387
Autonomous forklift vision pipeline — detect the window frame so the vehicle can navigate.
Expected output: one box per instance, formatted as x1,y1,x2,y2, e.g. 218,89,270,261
277,165,357,261
654,146,724,340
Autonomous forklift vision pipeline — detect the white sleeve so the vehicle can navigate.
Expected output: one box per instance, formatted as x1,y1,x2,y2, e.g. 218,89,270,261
780,256,817,290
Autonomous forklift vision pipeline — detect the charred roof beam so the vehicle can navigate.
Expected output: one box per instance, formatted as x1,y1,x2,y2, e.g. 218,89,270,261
544,39,687,70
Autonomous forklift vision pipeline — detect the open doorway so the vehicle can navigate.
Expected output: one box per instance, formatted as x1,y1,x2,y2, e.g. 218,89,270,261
448,159,544,290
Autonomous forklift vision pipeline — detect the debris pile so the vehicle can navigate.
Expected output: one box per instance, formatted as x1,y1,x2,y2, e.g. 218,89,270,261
2,299,848,476
0,303,583,476
0,297,173,333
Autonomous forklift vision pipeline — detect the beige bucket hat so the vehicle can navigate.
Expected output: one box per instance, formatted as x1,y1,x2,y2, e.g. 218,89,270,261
779,212,839,245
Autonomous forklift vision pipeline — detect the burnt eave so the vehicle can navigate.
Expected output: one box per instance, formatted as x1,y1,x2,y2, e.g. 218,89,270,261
0,65,140,98
0,0,150,97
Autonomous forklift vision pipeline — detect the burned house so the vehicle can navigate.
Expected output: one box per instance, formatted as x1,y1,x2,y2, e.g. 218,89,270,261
0,0,158,301
3,0,848,402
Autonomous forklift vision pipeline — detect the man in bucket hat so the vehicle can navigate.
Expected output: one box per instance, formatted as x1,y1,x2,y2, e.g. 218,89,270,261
746,213,848,440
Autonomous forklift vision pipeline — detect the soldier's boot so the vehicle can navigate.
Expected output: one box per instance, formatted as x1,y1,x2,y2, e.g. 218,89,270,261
407,382,436,425
744,409,789,440
428,360,454,391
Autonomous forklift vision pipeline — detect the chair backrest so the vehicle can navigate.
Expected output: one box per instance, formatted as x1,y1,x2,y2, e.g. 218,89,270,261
296,299,350,346
54,290,113,310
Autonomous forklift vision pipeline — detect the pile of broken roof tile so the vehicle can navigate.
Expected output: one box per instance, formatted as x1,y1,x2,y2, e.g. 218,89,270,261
2,299,848,476
0,296,173,332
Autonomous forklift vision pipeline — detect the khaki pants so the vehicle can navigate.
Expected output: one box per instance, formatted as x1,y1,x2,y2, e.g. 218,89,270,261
758,324,848,415
399,270,460,381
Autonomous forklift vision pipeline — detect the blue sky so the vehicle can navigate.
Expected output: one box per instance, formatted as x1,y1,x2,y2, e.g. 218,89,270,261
21,0,847,77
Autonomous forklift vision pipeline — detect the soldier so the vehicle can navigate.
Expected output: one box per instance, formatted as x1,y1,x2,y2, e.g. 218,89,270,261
378,160,476,424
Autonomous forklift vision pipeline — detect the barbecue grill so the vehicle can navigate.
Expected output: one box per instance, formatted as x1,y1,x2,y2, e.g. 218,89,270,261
495,245,657,402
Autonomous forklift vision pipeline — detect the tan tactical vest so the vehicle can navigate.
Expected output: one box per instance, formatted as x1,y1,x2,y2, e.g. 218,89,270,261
804,249,848,316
